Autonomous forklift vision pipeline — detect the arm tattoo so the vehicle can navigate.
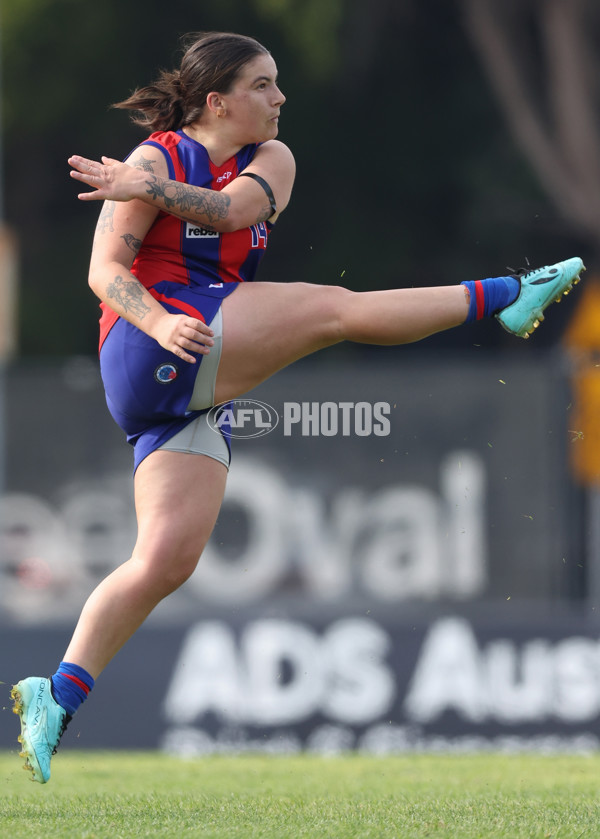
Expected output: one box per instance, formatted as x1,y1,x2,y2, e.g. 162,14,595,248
255,204,273,224
144,175,231,224
133,154,157,173
121,232,142,254
106,275,151,320
97,201,116,234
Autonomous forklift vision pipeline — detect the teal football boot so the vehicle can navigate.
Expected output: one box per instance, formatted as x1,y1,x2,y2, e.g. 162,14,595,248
496,257,585,338
11,677,71,783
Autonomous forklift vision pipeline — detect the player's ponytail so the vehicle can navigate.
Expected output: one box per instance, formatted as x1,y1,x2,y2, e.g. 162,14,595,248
112,70,185,132
113,32,269,133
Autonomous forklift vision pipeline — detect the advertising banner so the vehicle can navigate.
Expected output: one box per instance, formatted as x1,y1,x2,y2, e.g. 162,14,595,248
2,611,599,753
0,350,577,619
1,351,592,751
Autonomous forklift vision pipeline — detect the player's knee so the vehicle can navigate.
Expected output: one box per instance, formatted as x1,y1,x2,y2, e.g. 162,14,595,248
159,554,200,595
133,542,202,598
311,284,356,344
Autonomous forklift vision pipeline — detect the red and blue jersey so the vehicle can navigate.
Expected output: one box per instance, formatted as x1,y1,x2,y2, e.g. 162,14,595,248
98,130,271,349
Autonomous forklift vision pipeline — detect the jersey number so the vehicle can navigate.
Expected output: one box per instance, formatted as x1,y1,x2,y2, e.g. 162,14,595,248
250,223,268,249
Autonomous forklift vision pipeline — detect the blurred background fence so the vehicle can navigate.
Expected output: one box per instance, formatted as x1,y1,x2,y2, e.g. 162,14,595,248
2,0,600,754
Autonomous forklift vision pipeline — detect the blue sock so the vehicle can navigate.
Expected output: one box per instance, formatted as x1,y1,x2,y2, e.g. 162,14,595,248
461,276,520,323
50,661,95,716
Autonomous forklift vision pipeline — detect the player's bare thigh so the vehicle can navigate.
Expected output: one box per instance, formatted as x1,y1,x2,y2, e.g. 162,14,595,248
214,281,350,404
133,449,228,577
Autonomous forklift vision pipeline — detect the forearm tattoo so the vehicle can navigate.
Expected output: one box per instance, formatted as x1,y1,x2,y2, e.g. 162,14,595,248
144,175,231,225
106,275,151,320
97,201,116,234
121,232,142,254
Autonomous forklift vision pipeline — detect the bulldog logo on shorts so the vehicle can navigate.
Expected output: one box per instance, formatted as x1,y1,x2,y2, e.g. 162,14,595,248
154,363,179,384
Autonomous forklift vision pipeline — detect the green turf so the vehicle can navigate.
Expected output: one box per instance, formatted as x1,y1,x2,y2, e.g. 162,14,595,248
1,751,599,838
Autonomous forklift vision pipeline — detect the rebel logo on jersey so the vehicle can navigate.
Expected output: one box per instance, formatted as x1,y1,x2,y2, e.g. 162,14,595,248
98,131,270,353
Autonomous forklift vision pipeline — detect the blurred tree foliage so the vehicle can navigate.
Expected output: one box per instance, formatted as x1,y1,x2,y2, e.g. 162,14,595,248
462,0,600,245
1,0,593,357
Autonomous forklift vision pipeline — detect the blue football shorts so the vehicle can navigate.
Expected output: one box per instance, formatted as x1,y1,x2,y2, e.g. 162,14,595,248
99,280,239,471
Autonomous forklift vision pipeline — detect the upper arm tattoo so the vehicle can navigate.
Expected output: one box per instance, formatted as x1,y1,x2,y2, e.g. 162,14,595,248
133,154,157,173
143,175,231,224
255,204,273,224
121,232,142,254
106,275,151,320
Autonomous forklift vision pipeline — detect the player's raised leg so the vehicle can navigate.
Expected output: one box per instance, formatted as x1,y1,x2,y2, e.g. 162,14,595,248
214,257,585,404
214,281,467,403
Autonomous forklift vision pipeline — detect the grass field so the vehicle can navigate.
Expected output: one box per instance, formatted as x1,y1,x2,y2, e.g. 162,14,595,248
1,751,600,838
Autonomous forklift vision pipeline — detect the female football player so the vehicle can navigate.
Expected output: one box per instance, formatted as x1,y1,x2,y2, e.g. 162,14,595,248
11,30,583,782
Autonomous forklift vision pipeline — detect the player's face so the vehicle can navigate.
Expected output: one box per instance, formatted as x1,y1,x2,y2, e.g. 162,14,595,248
222,54,285,144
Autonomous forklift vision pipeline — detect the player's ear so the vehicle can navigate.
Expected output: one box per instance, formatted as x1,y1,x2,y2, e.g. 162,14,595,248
206,92,227,118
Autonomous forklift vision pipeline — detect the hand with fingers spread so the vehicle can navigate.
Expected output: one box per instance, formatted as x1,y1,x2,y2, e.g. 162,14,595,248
68,155,145,202
152,313,215,364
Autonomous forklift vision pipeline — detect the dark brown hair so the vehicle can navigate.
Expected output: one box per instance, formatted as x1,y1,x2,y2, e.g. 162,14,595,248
113,32,270,132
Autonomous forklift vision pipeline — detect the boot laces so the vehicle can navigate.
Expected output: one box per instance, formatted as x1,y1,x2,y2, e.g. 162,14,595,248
52,713,72,756
506,259,533,279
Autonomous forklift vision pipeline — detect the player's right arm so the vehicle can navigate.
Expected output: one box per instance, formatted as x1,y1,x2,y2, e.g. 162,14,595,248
69,140,296,231
87,146,214,364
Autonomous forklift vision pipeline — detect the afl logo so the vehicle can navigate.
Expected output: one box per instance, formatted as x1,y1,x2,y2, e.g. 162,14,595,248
207,399,279,439
154,363,179,384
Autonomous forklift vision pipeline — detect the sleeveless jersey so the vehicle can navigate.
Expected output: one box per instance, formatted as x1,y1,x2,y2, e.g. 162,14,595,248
98,130,271,350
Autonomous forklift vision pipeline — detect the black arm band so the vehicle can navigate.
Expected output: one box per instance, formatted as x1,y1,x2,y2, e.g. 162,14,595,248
239,172,277,218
